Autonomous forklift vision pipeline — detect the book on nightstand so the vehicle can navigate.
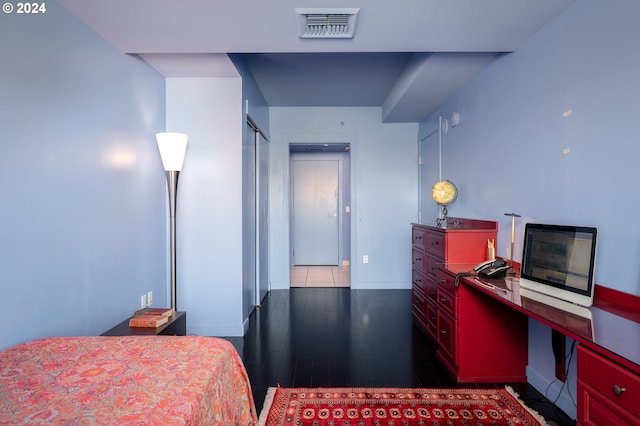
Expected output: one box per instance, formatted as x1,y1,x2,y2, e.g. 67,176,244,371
132,307,174,318
129,313,170,328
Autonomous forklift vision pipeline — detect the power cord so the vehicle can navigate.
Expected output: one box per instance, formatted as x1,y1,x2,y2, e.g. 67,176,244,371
528,340,577,424
545,340,577,407
525,340,577,423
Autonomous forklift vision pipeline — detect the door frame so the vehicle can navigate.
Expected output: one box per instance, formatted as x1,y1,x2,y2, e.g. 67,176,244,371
287,143,352,280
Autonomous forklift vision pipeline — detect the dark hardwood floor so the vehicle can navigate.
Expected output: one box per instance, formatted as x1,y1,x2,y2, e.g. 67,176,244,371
222,288,574,425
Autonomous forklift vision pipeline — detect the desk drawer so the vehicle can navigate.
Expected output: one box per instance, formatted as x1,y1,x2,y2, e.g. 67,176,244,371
578,345,640,419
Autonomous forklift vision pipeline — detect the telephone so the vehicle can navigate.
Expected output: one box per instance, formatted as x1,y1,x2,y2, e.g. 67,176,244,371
473,259,509,279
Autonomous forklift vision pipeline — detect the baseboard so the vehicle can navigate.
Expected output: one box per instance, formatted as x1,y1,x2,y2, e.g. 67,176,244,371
243,316,250,334
188,323,245,337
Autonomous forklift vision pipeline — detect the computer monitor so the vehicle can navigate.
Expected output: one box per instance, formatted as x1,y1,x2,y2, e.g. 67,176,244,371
519,223,598,307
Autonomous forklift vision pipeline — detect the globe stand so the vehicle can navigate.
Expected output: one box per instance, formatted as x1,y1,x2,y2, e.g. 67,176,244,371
436,205,449,228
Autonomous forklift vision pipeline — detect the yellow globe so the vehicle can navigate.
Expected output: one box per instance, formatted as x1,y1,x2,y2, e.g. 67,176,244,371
431,180,457,205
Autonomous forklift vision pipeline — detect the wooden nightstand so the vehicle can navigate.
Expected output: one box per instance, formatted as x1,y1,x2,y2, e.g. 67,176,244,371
101,311,186,336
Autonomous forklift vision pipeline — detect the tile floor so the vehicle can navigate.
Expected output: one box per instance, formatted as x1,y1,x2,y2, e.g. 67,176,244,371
290,265,350,287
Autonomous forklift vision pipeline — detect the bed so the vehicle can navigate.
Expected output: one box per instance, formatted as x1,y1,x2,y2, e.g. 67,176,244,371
0,335,257,425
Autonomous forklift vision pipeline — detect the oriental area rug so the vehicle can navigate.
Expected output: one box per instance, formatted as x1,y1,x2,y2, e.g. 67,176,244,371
258,386,548,426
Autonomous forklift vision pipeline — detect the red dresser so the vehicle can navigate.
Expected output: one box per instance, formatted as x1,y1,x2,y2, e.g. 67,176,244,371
411,218,528,382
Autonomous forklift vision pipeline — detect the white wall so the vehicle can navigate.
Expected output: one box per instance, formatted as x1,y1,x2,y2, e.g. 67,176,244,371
0,2,167,350
419,0,640,418
166,78,245,336
269,107,418,289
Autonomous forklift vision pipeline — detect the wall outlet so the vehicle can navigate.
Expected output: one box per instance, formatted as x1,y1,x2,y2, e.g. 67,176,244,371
140,294,147,309
147,291,153,307
363,255,369,264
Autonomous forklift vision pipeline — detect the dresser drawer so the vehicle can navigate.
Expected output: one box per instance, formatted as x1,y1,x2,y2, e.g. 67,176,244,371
436,268,457,295
411,285,428,332
425,253,442,278
437,287,456,317
425,230,446,257
412,248,427,272
437,309,456,363
425,277,438,303
412,285,426,318
426,300,438,339
412,268,427,294
578,345,640,419
412,227,426,251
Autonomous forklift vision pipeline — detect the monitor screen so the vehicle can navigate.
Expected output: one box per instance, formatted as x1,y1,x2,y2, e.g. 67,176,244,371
520,223,597,307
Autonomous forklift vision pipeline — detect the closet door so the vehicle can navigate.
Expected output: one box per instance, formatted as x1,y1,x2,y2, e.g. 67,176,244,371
256,132,269,303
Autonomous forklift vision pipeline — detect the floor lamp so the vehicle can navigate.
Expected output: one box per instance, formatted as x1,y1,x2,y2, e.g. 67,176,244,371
156,132,188,312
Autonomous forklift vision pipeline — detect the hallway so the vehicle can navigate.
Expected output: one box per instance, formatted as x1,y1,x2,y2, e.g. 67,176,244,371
290,265,350,287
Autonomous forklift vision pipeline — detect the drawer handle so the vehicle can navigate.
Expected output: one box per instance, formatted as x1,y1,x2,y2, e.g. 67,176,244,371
440,329,447,334
613,385,627,396
414,257,422,262
440,279,447,284
440,298,447,303
415,235,423,240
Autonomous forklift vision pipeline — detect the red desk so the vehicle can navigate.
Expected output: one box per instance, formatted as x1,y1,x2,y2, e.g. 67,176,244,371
444,263,640,424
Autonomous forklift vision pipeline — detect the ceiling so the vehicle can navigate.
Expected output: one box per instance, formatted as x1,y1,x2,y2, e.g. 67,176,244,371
59,0,574,123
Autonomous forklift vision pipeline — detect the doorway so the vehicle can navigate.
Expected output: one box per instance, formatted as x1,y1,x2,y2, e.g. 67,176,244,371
289,144,350,287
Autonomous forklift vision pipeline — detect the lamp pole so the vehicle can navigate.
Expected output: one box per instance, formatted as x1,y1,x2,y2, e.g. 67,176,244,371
156,132,188,312
166,169,179,311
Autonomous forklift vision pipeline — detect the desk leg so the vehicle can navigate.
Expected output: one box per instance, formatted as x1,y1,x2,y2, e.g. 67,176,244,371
551,329,566,381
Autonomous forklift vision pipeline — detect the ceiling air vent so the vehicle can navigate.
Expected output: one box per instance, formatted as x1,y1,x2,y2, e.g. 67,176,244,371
296,8,360,39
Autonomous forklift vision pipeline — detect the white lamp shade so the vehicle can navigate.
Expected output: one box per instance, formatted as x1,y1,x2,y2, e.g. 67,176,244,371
156,132,188,171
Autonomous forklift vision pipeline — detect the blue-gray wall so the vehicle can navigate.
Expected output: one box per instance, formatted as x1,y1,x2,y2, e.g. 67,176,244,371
421,0,639,298
419,0,640,418
268,107,419,290
1,2,167,350
2,1,638,420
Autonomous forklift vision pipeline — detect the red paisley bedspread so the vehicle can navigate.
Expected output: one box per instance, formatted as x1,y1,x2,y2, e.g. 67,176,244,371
0,336,257,425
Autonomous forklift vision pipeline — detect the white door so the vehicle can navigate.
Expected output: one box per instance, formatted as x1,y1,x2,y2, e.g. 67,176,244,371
291,156,339,265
